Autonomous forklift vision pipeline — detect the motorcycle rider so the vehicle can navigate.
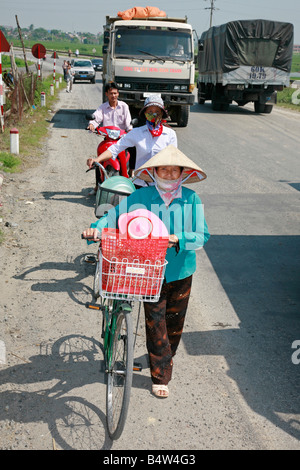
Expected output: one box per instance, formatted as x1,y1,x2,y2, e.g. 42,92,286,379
87,82,133,194
87,82,132,133
86,94,177,189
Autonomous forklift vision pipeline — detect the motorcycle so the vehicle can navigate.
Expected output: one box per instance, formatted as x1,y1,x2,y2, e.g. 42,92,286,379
86,114,138,183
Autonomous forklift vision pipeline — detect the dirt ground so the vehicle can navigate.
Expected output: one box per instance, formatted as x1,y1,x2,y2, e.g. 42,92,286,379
1,85,299,452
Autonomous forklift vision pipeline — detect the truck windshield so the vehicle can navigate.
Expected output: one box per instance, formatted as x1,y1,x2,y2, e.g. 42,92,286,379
236,38,279,67
114,27,193,60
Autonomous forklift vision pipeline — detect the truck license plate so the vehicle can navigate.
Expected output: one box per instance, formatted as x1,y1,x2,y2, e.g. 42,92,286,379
81,74,87,78
143,92,161,98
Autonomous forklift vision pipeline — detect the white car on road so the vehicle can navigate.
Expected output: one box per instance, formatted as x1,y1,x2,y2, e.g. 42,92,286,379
72,59,96,84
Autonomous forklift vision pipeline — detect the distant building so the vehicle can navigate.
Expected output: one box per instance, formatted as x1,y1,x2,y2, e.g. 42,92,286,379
293,44,300,53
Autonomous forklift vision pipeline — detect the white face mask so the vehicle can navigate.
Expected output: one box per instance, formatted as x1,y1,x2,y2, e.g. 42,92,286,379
154,169,183,206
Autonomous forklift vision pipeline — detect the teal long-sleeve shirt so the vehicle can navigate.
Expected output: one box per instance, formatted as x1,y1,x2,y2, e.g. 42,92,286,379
90,186,210,283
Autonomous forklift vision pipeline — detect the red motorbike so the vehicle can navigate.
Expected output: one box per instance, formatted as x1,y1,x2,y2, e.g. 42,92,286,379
86,114,138,183
95,125,130,180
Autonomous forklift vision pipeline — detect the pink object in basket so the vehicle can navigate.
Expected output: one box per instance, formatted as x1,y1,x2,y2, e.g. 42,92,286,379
118,209,169,239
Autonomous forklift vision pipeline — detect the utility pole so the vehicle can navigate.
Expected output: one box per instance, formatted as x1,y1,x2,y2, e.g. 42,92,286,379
15,15,29,74
204,0,219,28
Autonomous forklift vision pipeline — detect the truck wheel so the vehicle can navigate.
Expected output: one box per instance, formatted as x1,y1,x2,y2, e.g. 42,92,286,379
198,85,205,104
254,102,265,113
91,77,96,84
177,105,189,127
263,104,273,114
221,103,229,111
211,87,222,111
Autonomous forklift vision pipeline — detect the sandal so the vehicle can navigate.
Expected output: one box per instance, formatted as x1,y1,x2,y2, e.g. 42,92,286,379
152,384,169,398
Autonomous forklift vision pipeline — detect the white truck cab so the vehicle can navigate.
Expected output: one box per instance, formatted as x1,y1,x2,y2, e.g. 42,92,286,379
102,16,195,127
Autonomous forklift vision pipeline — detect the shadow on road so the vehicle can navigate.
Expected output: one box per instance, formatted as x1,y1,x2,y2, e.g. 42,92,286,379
14,253,96,305
50,109,96,129
42,189,96,209
191,102,256,116
183,234,300,442
0,334,115,450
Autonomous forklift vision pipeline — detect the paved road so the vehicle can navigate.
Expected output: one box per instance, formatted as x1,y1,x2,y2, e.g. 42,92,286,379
0,75,299,451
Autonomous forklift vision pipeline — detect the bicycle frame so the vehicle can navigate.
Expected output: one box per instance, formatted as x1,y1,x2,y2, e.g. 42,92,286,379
103,299,132,369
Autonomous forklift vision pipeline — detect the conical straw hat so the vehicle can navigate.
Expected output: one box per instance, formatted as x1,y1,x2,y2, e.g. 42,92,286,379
134,145,207,184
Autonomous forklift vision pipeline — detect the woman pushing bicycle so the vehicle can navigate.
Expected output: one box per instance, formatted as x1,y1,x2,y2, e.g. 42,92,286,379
83,145,210,398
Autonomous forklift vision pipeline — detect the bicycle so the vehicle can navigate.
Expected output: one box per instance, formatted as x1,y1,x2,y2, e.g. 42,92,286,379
82,226,169,440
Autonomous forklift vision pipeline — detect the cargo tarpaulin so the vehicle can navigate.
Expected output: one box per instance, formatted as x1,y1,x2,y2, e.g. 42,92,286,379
198,20,294,74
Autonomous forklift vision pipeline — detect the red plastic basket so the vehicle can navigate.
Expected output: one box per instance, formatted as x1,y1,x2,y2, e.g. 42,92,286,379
100,228,169,301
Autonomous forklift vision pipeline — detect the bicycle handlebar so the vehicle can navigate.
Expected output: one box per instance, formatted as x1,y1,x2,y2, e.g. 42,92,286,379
81,233,177,248
81,234,101,240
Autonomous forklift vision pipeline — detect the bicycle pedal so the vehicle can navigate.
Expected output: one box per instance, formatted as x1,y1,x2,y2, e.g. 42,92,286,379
85,302,101,310
133,362,142,372
84,255,97,264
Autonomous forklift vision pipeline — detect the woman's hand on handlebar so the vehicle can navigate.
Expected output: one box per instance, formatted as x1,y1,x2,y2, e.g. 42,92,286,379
82,228,101,241
168,234,179,248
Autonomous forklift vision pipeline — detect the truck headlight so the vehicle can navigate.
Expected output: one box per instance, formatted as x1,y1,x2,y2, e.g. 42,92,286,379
174,85,188,91
124,83,131,88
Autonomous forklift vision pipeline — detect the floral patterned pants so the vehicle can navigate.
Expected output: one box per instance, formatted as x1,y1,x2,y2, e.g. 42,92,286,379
143,275,192,385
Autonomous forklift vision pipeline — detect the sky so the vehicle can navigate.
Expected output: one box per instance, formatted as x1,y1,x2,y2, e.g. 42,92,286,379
1,0,300,43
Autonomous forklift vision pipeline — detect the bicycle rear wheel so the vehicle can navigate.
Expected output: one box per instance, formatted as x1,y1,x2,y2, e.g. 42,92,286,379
106,309,133,440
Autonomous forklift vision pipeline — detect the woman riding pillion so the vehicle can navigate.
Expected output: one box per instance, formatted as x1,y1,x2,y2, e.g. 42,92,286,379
86,94,177,189
83,145,210,398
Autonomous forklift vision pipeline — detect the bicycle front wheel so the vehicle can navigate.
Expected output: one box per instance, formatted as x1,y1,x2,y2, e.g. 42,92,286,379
106,310,133,440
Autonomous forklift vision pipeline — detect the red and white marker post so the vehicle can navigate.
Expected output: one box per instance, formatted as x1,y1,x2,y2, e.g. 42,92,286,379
10,128,19,154
0,30,10,132
53,51,56,82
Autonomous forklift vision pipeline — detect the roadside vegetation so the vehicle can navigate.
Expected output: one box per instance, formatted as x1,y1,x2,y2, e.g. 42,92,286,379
276,53,300,111
0,24,103,58
0,72,65,169
10,39,103,58
0,57,65,241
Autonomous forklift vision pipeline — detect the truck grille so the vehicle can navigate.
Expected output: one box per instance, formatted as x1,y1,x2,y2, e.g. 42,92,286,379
115,78,189,92
134,82,171,92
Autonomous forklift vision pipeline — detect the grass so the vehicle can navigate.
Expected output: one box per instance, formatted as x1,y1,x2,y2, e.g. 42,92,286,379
2,54,34,69
10,38,103,58
291,54,300,73
0,152,22,172
276,86,300,111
